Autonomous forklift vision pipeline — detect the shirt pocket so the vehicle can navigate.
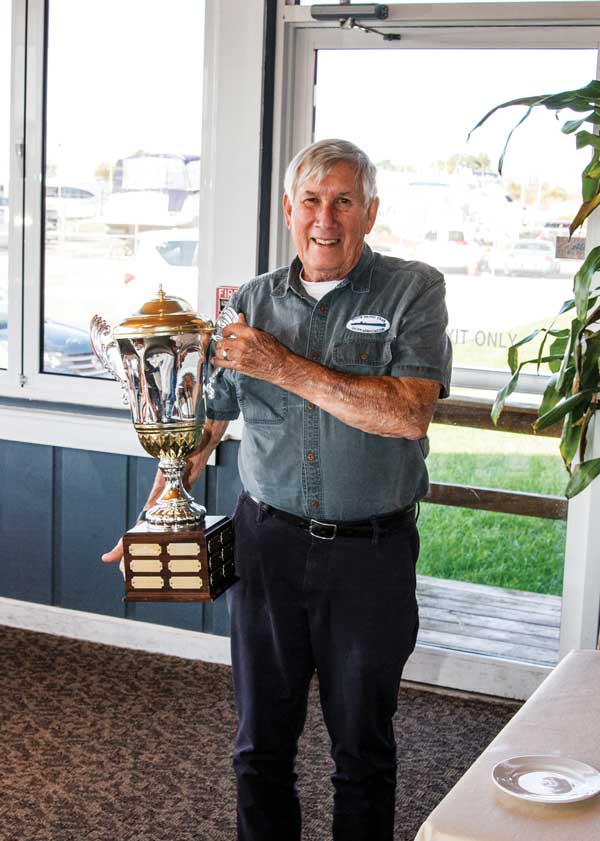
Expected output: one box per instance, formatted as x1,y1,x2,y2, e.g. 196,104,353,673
332,340,393,373
236,374,288,425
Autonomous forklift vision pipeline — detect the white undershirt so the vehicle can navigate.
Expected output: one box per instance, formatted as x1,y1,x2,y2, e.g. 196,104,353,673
299,272,345,302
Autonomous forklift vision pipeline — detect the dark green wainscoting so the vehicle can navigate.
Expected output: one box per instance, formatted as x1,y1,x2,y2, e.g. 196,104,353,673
0,439,242,637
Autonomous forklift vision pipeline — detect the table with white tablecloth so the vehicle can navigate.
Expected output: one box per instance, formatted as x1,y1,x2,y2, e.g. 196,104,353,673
415,649,600,841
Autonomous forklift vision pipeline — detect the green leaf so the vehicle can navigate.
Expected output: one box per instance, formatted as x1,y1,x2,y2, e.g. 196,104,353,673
581,333,600,389
574,246,600,320
498,106,535,174
543,328,569,363
507,329,540,373
560,413,581,467
576,130,600,150
562,115,597,134
468,94,548,139
536,327,569,371
566,458,600,498
534,389,594,431
491,367,521,425
557,290,599,315
539,374,561,416
556,318,582,391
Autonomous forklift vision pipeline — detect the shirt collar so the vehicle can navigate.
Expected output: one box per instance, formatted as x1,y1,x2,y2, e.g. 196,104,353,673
271,244,375,298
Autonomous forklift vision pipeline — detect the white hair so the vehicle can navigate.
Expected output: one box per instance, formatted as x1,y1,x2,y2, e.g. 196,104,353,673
284,138,378,206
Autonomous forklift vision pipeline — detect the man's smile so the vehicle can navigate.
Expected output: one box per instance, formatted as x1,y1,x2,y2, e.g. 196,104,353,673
311,237,341,247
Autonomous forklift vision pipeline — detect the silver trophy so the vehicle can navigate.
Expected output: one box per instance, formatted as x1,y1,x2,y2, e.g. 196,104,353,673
90,287,215,527
90,288,237,603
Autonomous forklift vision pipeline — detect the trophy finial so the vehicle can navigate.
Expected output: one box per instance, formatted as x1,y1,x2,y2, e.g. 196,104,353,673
157,284,166,301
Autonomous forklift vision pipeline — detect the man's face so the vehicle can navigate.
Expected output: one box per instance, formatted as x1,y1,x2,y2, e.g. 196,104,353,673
283,161,379,282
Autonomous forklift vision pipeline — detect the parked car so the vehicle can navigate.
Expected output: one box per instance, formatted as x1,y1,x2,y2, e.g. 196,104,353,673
500,239,559,276
415,228,486,275
45,182,99,221
121,229,199,308
0,285,107,376
43,320,111,376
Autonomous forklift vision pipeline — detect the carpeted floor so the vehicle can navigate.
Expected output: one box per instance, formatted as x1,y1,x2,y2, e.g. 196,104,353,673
0,626,518,841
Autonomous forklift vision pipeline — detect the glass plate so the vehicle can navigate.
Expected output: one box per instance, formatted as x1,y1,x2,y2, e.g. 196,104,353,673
492,755,600,803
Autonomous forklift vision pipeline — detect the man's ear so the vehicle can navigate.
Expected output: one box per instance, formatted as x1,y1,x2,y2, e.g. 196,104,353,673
283,193,292,230
365,196,380,234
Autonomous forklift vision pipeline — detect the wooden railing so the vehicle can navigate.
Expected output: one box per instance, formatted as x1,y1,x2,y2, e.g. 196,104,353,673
427,396,567,521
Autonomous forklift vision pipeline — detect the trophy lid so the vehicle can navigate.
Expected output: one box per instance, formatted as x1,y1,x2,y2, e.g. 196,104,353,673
113,286,214,338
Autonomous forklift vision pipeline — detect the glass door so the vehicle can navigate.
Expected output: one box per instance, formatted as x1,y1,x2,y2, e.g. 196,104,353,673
278,13,600,696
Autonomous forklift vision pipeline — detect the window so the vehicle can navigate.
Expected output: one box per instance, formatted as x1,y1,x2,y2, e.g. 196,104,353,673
41,0,205,380
312,47,596,374
273,3,600,695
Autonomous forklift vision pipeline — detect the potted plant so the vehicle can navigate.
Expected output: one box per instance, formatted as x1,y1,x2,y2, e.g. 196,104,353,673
470,81,600,497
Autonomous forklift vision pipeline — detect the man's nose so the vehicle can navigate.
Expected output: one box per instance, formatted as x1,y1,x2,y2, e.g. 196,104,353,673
315,201,336,227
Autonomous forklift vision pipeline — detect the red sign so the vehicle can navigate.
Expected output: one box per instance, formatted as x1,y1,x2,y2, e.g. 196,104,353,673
215,286,238,320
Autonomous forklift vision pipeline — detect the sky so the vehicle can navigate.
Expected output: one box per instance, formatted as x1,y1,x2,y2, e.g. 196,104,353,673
1,0,205,186
314,48,598,190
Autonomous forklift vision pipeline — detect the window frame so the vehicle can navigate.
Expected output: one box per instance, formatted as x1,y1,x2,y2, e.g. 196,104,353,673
1,0,26,397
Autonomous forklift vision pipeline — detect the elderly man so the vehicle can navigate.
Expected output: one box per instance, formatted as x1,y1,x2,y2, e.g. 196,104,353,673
104,138,451,841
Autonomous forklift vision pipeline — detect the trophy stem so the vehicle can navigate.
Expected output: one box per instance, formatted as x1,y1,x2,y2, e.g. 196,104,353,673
146,458,206,527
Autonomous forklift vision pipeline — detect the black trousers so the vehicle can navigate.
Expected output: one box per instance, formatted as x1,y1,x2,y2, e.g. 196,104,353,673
227,492,420,841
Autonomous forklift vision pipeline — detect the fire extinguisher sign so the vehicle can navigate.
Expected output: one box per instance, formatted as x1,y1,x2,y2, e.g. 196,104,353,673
215,286,238,321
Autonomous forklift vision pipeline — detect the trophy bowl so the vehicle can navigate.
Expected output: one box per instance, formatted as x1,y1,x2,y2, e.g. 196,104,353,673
90,288,237,603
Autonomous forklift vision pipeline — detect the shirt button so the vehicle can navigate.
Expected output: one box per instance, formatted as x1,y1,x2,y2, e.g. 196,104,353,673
319,305,327,315
310,351,320,361
307,402,316,410
360,352,369,361
310,500,319,509
306,452,316,462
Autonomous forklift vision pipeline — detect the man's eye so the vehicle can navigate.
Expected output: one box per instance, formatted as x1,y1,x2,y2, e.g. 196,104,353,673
304,197,318,205
337,197,351,205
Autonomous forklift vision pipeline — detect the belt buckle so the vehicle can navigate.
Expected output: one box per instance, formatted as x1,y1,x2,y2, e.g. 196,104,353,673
309,518,337,540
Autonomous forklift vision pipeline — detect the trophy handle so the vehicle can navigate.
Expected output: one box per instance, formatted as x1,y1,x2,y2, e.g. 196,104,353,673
90,314,130,407
205,305,238,400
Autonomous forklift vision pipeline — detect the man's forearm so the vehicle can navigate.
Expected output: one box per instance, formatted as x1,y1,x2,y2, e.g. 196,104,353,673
275,352,439,439
215,317,439,438
142,418,230,511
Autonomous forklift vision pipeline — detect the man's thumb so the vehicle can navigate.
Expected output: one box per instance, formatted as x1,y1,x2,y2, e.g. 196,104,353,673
102,542,123,563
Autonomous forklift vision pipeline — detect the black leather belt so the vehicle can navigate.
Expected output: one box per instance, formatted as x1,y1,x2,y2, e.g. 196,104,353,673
248,495,415,540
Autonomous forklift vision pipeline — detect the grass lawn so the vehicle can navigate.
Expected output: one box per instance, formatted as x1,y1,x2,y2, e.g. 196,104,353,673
418,424,567,596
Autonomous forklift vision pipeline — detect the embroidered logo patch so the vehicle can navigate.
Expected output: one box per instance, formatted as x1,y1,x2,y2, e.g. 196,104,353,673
346,315,390,334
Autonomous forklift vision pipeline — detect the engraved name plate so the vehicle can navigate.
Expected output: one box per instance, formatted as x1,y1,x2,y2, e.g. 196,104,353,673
168,559,201,573
130,544,162,557
130,559,163,573
169,576,203,589
131,575,164,589
167,542,201,556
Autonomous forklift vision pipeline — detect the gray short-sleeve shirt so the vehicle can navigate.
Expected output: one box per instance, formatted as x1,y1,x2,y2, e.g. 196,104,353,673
207,245,452,520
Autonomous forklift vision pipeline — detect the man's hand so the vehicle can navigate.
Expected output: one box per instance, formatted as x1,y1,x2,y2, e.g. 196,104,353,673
99,419,230,577
213,314,290,382
101,537,127,579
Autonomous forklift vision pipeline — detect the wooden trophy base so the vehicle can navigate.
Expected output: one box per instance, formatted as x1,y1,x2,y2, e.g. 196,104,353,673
122,515,236,602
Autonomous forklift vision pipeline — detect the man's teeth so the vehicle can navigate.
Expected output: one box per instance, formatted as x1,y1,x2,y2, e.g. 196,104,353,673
314,238,338,245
